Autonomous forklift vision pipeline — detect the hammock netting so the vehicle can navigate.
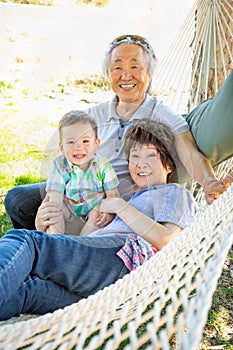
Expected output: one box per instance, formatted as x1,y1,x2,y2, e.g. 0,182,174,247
0,0,232,348
153,0,233,113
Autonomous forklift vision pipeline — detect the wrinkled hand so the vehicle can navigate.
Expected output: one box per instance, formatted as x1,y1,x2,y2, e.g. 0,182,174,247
221,170,233,187
35,194,62,231
204,176,232,204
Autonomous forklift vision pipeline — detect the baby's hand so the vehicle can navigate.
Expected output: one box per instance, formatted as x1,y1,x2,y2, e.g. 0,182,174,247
96,212,114,228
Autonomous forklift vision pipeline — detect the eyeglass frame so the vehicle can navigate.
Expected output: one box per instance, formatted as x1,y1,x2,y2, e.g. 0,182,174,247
109,35,154,53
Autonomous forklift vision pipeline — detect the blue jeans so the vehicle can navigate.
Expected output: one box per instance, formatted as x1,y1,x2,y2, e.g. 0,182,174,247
0,229,129,320
4,182,46,229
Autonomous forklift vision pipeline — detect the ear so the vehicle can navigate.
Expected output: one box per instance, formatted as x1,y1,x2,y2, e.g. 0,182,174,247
166,164,172,172
95,138,100,150
165,164,173,178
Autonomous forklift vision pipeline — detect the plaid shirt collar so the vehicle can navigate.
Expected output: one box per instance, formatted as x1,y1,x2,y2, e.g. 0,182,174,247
63,156,98,174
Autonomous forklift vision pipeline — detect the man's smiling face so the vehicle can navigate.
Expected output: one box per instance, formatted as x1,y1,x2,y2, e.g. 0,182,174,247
108,43,151,105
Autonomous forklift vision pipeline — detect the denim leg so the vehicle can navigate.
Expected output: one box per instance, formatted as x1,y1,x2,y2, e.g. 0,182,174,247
0,275,81,321
4,182,46,229
0,229,36,303
32,233,129,296
0,229,129,315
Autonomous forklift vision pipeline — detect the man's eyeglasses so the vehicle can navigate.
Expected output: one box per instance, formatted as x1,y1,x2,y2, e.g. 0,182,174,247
109,35,154,55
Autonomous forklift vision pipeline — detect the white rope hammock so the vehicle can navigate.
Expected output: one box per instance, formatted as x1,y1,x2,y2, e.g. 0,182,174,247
0,0,232,348
153,0,233,113
0,162,232,349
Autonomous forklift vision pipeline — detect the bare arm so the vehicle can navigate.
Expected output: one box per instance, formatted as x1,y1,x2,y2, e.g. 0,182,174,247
175,132,227,204
105,188,120,198
100,197,182,250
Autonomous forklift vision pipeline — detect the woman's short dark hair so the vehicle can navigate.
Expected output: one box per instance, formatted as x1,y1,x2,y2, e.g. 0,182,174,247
124,118,178,183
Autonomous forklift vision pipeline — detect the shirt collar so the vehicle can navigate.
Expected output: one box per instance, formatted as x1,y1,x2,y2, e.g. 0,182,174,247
107,94,156,121
65,156,98,174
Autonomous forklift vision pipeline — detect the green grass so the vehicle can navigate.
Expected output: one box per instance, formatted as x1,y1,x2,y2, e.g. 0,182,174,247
0,79,54,236
0,80,13,91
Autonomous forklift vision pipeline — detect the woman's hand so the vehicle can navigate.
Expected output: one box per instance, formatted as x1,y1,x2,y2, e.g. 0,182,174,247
96,212,115,228
35,194,62,232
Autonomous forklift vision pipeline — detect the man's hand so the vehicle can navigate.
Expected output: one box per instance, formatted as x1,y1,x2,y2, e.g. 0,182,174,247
204,175,232,204
221,170,233,187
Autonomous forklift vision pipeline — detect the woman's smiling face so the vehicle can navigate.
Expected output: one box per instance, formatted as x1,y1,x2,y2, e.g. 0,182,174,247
128,143,170,189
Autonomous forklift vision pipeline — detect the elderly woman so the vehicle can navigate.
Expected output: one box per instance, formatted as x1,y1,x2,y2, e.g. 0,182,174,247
4,34,233,230
0,119,197,320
